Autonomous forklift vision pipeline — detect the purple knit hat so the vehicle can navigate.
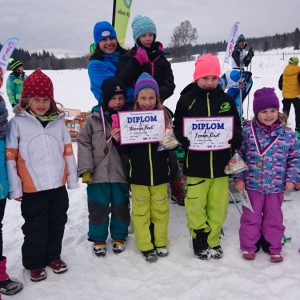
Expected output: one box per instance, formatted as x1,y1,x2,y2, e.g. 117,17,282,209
134,72,159,99
253,87,279,115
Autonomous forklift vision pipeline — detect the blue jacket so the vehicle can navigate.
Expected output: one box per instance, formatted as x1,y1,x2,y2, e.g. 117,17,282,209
0,139,8,199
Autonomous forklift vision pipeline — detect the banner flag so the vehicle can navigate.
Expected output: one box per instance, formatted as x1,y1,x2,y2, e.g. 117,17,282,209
224,22,240,64
0,37,19,72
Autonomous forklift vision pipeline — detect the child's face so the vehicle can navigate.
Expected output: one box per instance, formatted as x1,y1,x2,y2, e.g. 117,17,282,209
257,108,279,126
136,88,157,110
139,33,155,48
196,76,219,89
29,98,51,116
108,94,125,111
99,38,117,54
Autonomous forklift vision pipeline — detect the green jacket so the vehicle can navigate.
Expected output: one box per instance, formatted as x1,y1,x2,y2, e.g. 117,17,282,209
6,72,27,106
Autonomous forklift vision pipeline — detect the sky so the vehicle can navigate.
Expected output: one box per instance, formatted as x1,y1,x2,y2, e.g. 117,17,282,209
0,0,299,58
1,48,300,299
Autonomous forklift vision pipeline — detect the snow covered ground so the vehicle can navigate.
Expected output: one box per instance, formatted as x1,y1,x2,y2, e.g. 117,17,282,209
1,48,300,300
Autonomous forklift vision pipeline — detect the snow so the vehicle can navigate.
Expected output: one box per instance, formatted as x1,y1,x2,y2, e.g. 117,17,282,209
1,48,300,300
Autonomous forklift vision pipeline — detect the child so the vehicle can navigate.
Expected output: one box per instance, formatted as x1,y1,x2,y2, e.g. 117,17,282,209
0,67,23,295
77,77,130,257
115,73,171,262
174,54,242,260
233,87,300,262
117,15,184,206
5,69,78,282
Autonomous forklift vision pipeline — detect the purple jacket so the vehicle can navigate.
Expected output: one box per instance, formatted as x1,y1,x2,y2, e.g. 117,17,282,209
233,120,300,194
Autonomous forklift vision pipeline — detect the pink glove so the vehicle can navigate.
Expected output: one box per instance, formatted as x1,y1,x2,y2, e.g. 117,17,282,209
111,114,120,129
135,47,149,66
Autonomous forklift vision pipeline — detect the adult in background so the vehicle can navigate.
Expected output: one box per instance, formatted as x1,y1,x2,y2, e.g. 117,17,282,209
116,15,184,205
88,21,132,107
6,58,27,107
278,56,300,139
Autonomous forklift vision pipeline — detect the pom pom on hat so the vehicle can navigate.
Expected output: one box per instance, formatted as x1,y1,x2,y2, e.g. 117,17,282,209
93,21,117,45
132,15,157,43
193,54,221,81
134,72,159,99
101,77,127,107
21,68,55,103
289,57,299,65
253,87,279,115
9,58,23,71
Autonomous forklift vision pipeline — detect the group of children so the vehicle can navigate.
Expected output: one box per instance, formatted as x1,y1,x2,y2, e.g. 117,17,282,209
0,18,299,297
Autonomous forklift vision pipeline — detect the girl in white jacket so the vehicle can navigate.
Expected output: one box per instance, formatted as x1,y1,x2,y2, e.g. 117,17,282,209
5,69,78,282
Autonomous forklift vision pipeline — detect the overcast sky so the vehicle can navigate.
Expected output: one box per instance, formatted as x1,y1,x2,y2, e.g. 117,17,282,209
1,0,299,58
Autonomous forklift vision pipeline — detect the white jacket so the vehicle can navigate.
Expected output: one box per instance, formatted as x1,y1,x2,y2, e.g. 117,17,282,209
5,108,78,199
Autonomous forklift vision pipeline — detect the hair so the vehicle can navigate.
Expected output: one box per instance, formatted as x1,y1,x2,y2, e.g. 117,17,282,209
252,111,287,126
21,98,62,115
89,42,127,60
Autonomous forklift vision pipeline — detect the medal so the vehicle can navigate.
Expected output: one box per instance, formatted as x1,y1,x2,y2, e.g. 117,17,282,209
256,161,263,168
104,147,109,155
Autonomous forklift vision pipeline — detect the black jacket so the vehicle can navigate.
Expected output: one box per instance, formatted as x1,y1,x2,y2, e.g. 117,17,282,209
174,83,242,178
116,42,175,102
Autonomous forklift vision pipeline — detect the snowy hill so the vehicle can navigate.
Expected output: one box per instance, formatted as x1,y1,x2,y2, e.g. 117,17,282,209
1,48,300,300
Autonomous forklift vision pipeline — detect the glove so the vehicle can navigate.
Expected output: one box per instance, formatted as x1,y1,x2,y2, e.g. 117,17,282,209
82,172,92,184
248,47,254,58
134,47,149,66
228,136,243,151
181,137,190,151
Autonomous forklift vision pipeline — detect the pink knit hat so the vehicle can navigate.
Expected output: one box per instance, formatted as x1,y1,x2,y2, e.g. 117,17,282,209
193,54,221,81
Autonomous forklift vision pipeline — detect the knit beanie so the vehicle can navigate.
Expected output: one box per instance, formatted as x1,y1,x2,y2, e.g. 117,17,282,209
193,54,221,81
236,34,246,44
253,87,279,115
93,21,117,45
102,77,127,107
134,72,159,99
289,57,299,65
132,15,157,43
9,58,23,71
21,69,56,107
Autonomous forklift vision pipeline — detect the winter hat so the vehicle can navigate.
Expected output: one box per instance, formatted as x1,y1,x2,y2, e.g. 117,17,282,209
236,34,246,44
101,77,127,107
93,21,117,45
289,57,299,65
253,87,279,115
9,58,23,71
134,72,159,99
132,15,157,43
193,54,221,81
21,68,54,103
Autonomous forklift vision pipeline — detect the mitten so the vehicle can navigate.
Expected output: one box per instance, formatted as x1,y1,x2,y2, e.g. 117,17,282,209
111,114,120,129
181,137,190,151
228,136,242,151
82,172,92,184
134,47,149,66
248,47,254,57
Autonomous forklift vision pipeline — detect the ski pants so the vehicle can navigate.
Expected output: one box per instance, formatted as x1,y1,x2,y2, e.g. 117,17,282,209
131,183,169,252
239,190,284,254
21,186,69,270
282,98,300,132
185,176,229,248
87,182,130,242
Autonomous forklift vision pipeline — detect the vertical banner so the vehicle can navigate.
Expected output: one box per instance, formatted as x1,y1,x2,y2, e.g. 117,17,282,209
224,21,240,64
0,37,19,72
112,0,133,47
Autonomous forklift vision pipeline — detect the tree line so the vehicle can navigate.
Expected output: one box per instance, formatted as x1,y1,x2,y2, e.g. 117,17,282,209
1,25,299,69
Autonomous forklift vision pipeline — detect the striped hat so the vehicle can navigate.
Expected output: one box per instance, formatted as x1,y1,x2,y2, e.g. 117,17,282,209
134,72,159,99
9,58,23,71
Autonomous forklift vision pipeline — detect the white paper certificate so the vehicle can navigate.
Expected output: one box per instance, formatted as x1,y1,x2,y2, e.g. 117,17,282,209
183,116,233,150
119,110,165,145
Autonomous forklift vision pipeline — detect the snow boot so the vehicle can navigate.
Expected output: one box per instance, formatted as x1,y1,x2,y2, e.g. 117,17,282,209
47,259,67,274
170,177,185,206
192,229,211,260
93,241,107,257
142,250,158,263
242,251,256,260
155,246,169,257
112,239,126,254
30,268,47,282
210,245,223,259
0,257,23,295
269,254,283,263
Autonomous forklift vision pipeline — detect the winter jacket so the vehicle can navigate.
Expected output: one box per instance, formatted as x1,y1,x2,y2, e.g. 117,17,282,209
174,83,242,178
278,64,300,99
233,120,300,194
6,72,27,106
88,51,132,104
5,107,78,199
77,108,128,184
116,42,175,103
0,139,8,199
231,48,252,69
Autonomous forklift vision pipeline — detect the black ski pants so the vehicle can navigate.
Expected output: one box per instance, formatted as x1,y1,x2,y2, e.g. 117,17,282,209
282,98,300,132
21,186,69,270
